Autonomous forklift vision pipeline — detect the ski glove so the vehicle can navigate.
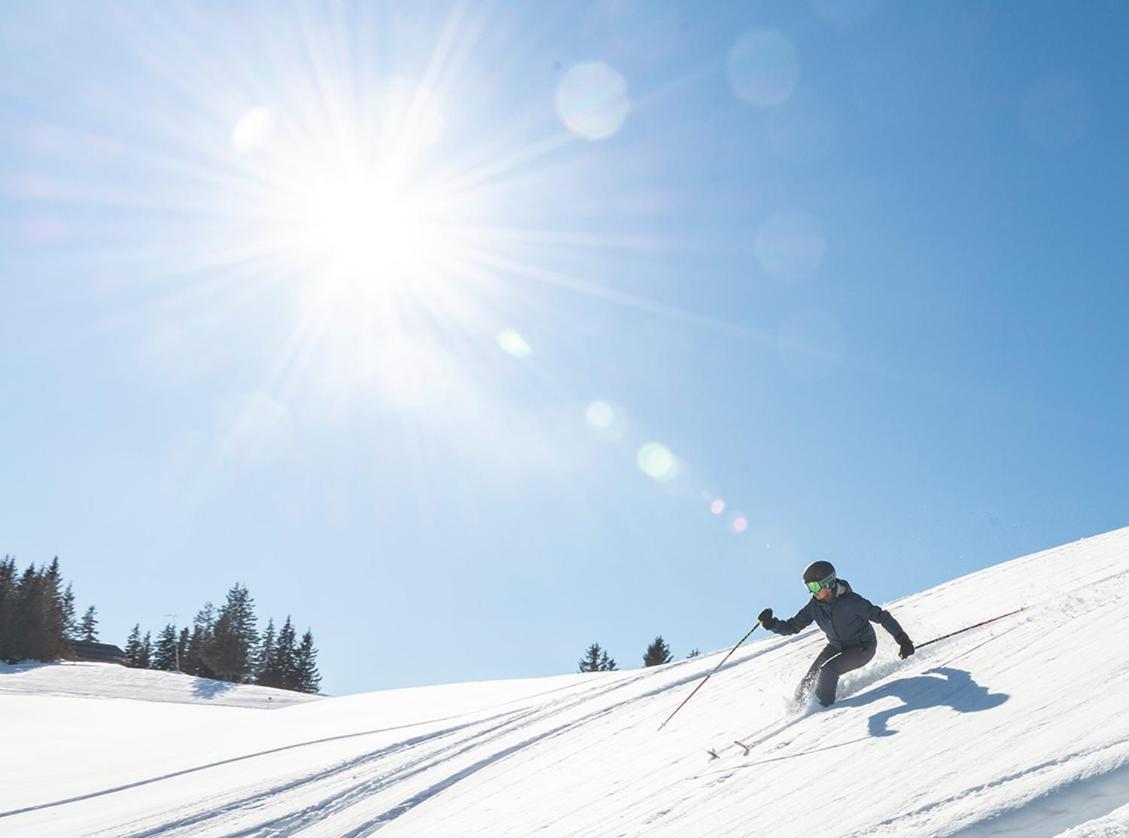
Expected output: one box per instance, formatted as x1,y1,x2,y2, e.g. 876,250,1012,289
758,608,776,629
895,634,915,659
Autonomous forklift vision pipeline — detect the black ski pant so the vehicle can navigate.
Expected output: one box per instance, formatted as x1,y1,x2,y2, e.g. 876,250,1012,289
795,642,876,706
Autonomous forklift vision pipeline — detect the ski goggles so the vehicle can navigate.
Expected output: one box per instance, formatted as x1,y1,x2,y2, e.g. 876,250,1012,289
805,573,836,594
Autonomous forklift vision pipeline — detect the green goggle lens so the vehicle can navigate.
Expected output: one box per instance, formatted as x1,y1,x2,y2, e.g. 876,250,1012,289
805,575,835,593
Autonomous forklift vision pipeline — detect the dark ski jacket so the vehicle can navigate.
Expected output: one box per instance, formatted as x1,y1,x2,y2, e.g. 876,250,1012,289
766,579,905,651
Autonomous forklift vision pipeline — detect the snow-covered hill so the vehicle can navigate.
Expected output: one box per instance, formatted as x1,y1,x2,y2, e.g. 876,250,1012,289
2,527,1128,837
0,661,322,708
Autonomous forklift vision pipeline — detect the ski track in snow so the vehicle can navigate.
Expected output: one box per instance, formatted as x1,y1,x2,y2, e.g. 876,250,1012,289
114,708,543,836
3,527,1129,836
106,657,709,835
214,641,799,836
0,713,520,820
868,738,1129,837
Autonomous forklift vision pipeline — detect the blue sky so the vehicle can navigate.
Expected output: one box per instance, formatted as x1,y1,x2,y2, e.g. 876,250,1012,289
2,1,1126,696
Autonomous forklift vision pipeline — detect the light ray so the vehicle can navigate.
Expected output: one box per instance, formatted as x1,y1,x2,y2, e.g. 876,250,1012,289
8,1,782,431
450,243,774,343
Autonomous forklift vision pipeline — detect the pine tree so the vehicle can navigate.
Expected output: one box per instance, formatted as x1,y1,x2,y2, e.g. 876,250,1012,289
272,616,298,690
153,623,180,671
177,627,190,673
124,624,144,667
0,557,76,662
60,584,77,654
138,631,152,669
210,583,258,683
183,603,216,678
8,563,39,661
578,643,617,673
11,561,69,662
79,606,99,643
643,635,673,667
294,630,321,694
254,618,277,686
578,642,604,673
41,558,72,660
0,556,16,663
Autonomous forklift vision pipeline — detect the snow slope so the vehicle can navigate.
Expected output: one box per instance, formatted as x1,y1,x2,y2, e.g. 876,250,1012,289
2,527,1128,837
0,661,323,708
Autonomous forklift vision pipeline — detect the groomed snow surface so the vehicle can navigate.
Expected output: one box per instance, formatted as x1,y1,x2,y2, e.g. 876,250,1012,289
3,528,1128,837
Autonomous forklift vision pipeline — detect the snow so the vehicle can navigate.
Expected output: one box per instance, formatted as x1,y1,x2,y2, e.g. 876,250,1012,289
0,661,322,708
2,528,1128,836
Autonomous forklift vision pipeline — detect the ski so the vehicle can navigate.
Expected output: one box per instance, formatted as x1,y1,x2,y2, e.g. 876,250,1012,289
707,705,816,760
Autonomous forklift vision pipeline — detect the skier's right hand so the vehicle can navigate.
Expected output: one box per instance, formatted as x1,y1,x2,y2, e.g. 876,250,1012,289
758,608,775,628
896,634,915,659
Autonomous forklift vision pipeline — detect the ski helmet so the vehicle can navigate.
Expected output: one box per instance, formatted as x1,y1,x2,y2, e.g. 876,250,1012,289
802,560,836,593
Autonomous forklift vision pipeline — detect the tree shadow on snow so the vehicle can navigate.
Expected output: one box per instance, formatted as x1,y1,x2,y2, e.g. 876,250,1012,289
0,661,49,676
836,667,1009,737
191,676,240,699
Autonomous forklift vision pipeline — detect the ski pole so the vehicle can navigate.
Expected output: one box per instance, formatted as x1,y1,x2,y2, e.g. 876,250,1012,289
916,607,1025,650
658,623,759,731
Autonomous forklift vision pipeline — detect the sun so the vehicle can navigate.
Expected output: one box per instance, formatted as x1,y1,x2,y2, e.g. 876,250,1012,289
303,173,434,285
225,69,462,319
226,85,476,355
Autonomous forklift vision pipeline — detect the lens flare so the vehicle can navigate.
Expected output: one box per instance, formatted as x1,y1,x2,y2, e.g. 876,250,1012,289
585,401,615,429
728,31,800,108
586,401,628,442
231,107,275,154
556,61,630,140
637,442,678,482
497,329,532,357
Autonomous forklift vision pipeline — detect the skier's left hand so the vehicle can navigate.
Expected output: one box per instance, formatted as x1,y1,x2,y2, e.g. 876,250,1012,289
896,634,915,659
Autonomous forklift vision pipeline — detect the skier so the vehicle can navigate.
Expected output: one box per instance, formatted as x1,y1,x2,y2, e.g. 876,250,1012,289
758,560,915,707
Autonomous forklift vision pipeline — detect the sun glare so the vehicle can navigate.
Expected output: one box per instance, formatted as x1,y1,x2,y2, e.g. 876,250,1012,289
304,175,433,283
221,75,479,406
179,8,700,417
5,2,773,539
231,80,465,332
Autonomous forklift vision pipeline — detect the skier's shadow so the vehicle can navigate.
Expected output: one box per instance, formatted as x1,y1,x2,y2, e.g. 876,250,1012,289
837,666,1009,737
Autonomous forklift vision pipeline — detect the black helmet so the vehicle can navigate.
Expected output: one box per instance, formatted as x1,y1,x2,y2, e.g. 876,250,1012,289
802,561,837,593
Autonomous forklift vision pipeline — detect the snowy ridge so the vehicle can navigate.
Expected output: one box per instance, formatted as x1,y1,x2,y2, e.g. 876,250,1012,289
0,661,322,708
2,527,1128,836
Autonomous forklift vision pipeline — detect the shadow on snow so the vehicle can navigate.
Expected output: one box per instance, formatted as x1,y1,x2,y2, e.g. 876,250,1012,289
191,676,240,700
834,666,1009,737
722,667,1010,772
